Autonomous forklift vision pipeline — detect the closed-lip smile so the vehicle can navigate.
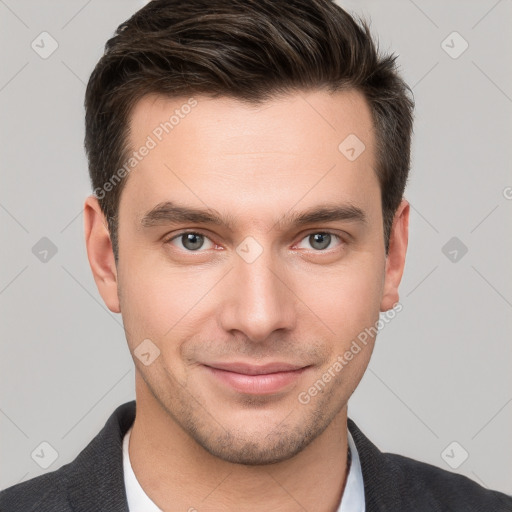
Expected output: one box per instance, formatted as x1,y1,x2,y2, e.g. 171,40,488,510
202,361,311,394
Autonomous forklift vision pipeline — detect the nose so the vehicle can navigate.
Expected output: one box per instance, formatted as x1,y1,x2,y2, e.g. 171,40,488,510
218,247,297,343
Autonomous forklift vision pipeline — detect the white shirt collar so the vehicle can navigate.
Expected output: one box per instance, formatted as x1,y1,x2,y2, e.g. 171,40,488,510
340,429,366,512
122,427,162,511
122,426,365,512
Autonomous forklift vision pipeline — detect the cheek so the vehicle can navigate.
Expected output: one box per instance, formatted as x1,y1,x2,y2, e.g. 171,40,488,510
302,263,384,398
297,255,384,340
118,257,218,357
117,260,176,347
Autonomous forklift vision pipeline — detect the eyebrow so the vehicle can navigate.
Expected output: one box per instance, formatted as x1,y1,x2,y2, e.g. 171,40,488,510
139,201,367,231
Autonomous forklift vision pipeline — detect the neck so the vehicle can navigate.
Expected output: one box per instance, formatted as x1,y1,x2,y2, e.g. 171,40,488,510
128,376,349,512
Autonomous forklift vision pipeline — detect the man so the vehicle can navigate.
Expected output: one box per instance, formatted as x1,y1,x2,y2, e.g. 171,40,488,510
1,0,511,510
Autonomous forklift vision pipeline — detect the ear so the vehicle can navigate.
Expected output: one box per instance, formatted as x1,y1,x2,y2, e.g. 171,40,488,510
380,199,409,312
83,195,121,313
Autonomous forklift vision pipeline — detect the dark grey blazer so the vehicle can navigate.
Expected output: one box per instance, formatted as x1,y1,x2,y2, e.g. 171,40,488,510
1,400,511,511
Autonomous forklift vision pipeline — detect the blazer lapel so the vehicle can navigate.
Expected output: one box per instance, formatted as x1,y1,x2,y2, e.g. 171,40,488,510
65,400,136,512
348,418,404,511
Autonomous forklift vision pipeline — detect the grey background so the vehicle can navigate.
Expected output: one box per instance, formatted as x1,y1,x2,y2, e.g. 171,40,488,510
1,0,511,497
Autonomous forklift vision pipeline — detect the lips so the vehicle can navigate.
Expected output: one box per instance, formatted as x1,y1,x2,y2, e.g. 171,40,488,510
202,361,311,395
203,361,307,375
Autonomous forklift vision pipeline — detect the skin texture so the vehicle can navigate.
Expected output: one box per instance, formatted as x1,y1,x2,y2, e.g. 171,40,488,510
84,89,409,511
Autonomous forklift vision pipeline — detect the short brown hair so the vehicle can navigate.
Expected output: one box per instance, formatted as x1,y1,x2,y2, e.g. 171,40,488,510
85,0,414,262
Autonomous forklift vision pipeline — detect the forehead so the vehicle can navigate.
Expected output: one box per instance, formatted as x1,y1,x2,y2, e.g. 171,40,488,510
121,89,379,227
128,89,374,154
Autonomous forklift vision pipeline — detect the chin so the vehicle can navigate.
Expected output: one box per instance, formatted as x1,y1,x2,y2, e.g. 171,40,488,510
198,434,309,466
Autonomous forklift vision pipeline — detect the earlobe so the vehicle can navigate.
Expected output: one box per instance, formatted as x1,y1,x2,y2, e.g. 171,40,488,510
83,195,121,313
380,199,409,312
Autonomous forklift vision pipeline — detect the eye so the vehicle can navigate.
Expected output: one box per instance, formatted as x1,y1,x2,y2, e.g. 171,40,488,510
296,231,343,251
165,231,215,252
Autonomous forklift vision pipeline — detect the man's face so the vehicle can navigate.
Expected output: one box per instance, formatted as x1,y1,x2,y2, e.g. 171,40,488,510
88,89,407,465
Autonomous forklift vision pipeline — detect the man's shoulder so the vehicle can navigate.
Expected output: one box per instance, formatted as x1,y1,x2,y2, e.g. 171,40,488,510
0,400,136,512
385,450,512,510
348,418,512,511
0,465,71,512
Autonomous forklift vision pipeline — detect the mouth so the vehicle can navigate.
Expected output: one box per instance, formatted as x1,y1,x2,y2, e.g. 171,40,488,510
201,361,312,395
